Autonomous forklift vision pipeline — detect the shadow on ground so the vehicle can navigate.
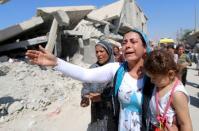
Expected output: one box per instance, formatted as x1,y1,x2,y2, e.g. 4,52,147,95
0,96,21,116
188,67,198,71
186,81,199,89
190,95,199,108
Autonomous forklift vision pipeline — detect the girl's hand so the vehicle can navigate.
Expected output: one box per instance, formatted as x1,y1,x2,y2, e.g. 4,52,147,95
165,123,179,131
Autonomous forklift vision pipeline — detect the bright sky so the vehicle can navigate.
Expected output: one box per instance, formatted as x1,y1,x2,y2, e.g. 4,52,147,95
0,0,199,41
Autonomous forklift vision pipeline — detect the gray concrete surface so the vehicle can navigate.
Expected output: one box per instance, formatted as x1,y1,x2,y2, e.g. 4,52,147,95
186,63,199,131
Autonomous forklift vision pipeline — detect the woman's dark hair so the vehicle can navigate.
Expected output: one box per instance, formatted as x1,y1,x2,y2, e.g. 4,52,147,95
176,44,185,50
144,50,179,75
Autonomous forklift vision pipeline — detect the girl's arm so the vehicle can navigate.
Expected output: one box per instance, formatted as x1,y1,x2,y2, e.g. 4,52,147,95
172,92,193,131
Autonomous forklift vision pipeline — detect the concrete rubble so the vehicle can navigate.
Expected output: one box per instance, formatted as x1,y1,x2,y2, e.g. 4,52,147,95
0,0,147,64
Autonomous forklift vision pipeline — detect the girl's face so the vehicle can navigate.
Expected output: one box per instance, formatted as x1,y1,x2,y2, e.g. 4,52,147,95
95,45,109,65
122,32,146,62
147,73,171,88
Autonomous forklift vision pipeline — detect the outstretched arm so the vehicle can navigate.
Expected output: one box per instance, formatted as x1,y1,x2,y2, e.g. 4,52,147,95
26,46,119,83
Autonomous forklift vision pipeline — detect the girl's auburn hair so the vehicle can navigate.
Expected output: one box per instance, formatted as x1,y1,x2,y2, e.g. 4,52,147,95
144,50,180,75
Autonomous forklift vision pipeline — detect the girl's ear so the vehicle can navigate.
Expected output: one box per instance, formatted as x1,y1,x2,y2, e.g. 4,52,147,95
168,70,175,81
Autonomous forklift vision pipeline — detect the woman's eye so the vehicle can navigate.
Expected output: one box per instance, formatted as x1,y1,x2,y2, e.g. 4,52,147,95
130,39,137,43
122,40,127,45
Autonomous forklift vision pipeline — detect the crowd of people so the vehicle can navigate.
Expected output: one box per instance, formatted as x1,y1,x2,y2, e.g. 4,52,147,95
26,29,193,131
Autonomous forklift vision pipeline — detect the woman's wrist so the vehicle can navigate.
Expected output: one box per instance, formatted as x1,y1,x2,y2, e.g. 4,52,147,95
52,57,60,68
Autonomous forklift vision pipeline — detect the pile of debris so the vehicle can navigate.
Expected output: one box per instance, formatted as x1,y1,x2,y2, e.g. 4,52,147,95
0,0,147,64
0,56,89,122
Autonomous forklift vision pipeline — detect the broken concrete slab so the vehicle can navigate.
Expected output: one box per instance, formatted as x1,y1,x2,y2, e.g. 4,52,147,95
0,36,47,52
64,20,103,40
0,17,44,43
72,19,103,39
86,16,115,28
37,6,95,28
37,6,95,14
64,30,84,36
87,0,147,34
73,19,93,31
45,18,58,53
52,10,70,27
87,0,124,21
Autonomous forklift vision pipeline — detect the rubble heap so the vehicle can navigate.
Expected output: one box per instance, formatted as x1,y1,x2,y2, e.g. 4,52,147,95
0,0,148,64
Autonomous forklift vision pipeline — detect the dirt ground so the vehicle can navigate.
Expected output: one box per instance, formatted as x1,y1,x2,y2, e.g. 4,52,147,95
0,58,91,131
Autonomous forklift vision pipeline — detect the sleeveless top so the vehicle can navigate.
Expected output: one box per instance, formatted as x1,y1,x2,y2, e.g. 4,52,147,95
150,82,189,126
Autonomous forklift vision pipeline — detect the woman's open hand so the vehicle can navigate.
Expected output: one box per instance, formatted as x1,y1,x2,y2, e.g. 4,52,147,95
26,45,57,66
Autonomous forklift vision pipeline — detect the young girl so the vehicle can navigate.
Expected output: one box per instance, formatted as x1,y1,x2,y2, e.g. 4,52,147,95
144,50,192,131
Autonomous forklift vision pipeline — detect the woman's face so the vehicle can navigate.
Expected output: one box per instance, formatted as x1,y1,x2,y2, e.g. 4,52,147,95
113,46,120,55
122,32,146,62
95,45,109,65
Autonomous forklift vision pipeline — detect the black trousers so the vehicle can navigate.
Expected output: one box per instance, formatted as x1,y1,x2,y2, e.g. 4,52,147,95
181,68,187,86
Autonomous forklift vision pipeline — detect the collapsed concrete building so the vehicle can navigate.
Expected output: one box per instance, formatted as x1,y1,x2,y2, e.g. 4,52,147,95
0,0,148,63
186,31,199,53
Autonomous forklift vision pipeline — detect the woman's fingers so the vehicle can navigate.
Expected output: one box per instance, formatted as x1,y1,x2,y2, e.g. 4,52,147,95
89,93,101,102
89,93,100,97
84,94,90,98
26,50,41,58
26,50,40,55
26,52,37,59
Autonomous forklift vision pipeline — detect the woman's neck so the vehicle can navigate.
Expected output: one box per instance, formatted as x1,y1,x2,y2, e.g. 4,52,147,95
127,58,144,79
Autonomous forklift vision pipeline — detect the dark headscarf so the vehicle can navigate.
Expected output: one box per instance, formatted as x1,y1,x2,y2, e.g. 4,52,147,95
131,29,151,54
92,40,114,67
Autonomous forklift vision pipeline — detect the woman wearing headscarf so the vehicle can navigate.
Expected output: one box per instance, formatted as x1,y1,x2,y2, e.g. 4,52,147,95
26,29,154,131
80,40,117,131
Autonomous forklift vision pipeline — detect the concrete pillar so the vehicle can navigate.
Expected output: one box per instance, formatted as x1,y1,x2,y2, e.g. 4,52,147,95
45,18,58,53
